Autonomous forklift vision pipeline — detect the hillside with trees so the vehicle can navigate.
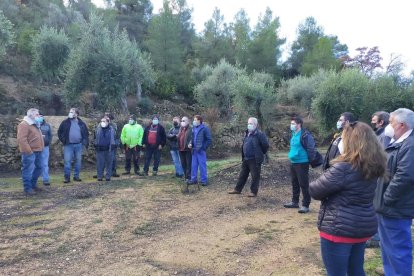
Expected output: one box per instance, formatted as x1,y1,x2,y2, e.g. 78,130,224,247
0,0,413,135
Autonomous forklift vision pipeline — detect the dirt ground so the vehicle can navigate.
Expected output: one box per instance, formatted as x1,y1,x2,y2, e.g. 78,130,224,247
0,157,327,275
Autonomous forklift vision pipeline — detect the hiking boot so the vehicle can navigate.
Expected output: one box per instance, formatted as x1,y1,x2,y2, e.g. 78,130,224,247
228,190,241,194
298,206,310,213
112,172,120,177
64,178,70,184
153,171,158,176
283,202,299,208
73,177,82,182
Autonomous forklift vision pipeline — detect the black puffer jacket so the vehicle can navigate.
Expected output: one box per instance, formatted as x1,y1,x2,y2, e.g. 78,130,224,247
374,131,414,219
310,162,378,238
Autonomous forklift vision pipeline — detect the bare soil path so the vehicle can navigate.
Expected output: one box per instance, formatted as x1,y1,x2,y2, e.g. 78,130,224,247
0,157,325,275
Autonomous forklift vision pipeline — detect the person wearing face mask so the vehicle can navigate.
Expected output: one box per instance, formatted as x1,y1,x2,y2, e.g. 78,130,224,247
284,115,322,213
371,111,391,148
105,112,120,177
17,108,45,195
142,115,167,176
94,117,115,181
38,113,52,186
228,117,269,197
167,116,184,178
120,114,144,175
322,112,356,171
374,108,414,276
187,115,212,186
58,108,89,183
177,116,193,181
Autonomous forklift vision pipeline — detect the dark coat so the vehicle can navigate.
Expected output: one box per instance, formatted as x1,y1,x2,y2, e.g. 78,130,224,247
322,134,341,171
241,129,269,164
57,118,89,146
167,125,181,150
300,128,323,168
143,124,167,147
191,124,211,151
40,122,52,147
310,162,378,238
177,126,192,151
374,131,414,219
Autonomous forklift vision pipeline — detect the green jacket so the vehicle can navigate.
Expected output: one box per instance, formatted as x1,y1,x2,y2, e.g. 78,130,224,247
121,123,144,147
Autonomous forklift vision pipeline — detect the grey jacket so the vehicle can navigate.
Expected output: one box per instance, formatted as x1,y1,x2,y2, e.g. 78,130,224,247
374,131,414,219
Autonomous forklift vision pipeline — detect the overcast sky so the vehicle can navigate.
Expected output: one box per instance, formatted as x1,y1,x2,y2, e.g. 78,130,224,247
93,0,414,74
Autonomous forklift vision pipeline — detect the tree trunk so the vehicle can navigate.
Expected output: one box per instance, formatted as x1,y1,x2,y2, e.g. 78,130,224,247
136,80,142,103
121,96,128,114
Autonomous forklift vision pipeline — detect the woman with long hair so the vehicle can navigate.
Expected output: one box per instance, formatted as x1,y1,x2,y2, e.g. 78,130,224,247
310,122,387,276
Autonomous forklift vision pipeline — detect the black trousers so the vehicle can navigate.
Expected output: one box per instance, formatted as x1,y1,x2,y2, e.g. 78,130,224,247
290,162,310,207
179,150,192,180
235,159,262,195
125,146,141,173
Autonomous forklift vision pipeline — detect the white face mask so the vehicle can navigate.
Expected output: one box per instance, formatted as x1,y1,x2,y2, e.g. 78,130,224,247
336,121,343,130
180,121,187,127
338,139,344,155
247,123,256,132
129,119,134,125
384,124,395,138
100,122,108,128
68,112,74,119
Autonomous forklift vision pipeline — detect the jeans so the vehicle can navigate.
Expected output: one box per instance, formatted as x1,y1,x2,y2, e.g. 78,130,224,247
21,152,43,192
235,159,262,195
320,237,366,276
96,150,112,180
63,143,83,179
40,146,50,183
191,150,207,184
170,150,184,176
179,151,192,180
125,146,141,173
143,145,161,173
290,162,310,207
378,214,413,276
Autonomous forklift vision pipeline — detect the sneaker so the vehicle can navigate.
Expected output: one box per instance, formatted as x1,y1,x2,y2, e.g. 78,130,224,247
298,206,310,213
283,202,299,208
228,190,241,194
152,171,158,176
73,177,82,182
122,172,130,175
247,192,257,197
112,173,120,177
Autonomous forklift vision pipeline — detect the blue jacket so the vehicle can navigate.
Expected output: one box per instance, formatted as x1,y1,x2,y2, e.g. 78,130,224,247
191,124,211,151
242,129,269,164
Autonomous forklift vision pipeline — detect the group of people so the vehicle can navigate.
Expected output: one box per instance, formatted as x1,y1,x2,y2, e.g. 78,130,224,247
16,106,414,275
16,108,212,192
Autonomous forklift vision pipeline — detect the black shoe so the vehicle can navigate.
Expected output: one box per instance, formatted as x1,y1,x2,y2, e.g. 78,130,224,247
228,190,241,194
201,182,208,186
93,175,97,179
73,177,82,182
105,178,110,182
43,182,50,186
122,172,130,175
97,178,103,181
134,171,141,175
112,173,120,177
283,202,299,208
64,178,70,184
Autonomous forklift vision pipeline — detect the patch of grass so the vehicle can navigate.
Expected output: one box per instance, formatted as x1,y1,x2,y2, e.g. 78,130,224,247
92,218,103,224
364,249,383,275
133,222,156,236
244,225,265,235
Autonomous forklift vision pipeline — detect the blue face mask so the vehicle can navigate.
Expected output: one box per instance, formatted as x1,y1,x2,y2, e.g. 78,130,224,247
193,120,199,127
152,119,159,125
336,121,343,130
247,124,255,132
35,117,44,124
290,124,297,132
129,119,135,125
